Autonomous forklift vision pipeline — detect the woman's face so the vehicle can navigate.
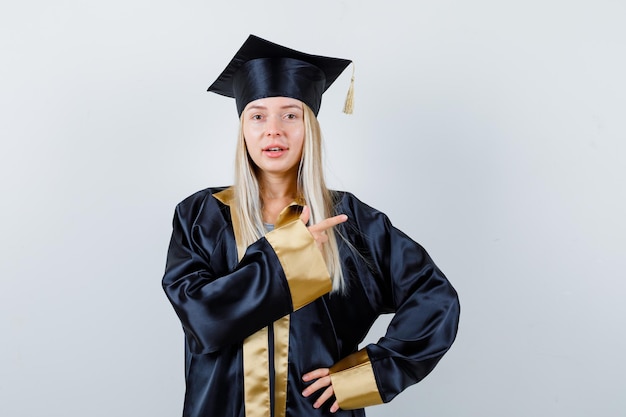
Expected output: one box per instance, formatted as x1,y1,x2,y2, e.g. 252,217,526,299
242,96,305,179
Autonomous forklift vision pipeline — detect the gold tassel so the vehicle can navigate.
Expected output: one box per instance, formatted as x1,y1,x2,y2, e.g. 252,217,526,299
343,63,355,115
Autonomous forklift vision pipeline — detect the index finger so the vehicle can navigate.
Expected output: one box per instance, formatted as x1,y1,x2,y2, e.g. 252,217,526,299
302,368,330,382
309,214,348,232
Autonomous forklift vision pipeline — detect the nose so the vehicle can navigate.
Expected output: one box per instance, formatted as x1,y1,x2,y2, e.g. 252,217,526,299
265,115,282,137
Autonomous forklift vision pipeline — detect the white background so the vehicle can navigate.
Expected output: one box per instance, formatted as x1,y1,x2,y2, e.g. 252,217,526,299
1,1,625,416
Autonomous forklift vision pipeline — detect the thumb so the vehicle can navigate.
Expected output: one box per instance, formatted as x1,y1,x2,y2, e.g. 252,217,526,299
299,205,310,226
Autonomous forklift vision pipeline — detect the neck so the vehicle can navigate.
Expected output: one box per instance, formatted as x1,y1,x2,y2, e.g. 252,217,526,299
258,172,298,200
258,173,299,224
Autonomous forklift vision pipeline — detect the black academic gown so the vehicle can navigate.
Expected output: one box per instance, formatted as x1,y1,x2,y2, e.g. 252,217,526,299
162,187,460,417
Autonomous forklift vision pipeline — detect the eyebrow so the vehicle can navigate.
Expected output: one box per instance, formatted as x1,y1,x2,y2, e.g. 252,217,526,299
245,104,303,112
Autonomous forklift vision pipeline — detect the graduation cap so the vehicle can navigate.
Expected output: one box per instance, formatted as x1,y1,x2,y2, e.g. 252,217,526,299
207,34,353,116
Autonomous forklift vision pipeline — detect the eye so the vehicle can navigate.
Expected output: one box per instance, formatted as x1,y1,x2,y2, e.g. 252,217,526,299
251,114,263,120
285,113,298,120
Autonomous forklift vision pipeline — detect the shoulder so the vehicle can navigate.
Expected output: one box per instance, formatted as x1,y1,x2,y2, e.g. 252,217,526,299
173,186,232,221
331,190,388,222
176,186,230,208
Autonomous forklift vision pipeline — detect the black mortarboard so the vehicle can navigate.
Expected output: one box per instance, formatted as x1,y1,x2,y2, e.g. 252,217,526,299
207,34,352,116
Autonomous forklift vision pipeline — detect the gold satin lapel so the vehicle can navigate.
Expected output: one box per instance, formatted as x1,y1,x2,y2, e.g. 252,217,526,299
274,315,290,417
212,187,234,205
215,187,291,417
213,188,247,260
216,188,272,417
275,203,303,228
271,203,296,417
243,328,271,417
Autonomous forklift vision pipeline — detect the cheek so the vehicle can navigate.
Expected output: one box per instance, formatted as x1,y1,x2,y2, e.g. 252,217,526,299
242,126,262,153
296,134,305,155
242,121,263,140
242,125,253,143
291,126,305,151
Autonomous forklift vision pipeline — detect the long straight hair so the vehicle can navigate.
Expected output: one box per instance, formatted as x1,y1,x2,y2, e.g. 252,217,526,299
232,103,345,292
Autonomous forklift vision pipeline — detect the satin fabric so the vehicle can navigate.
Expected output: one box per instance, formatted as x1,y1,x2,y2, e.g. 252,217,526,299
233,58,326,116
163,187,460,417
206,35,352,116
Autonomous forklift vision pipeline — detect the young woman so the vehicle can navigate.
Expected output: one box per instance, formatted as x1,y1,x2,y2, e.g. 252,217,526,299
162,35,460,417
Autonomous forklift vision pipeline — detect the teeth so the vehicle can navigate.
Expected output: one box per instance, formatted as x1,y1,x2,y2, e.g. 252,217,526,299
268,147,282,151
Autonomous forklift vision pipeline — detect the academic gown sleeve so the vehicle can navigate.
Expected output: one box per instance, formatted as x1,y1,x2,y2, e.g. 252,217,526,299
162,189,331,354
329,193,460,409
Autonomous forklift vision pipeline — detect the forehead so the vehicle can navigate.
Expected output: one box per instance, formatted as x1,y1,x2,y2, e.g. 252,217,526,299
244,96,303,112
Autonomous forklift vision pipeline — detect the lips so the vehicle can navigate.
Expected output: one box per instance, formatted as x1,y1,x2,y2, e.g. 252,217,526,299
263,144,288,152
261,144,289,158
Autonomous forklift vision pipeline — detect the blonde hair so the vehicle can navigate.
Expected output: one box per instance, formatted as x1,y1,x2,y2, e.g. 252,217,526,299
233,103,345,292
